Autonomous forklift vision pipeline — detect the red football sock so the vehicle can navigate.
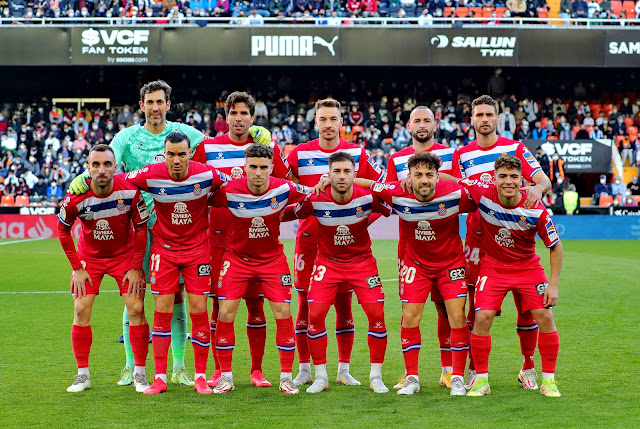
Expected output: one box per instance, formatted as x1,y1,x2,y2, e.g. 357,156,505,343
362,303,386,364
295,291,311,364
467,302,476,371
400,326,421,376
450,327,470,377
516,311,538,371
151,311,173,376
538,330,560,375
245,297,267,372
470,333,491,375
307,303,331,365
210,297,220,370
335,292,355,364
190,312,210,375
437,314,452,368
275,317,296,373
71,324,92,369
129,323,149,367
214,320,235,373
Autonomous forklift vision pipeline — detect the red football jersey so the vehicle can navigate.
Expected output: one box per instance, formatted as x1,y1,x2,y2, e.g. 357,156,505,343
211,177,310,260
57,174,149,268
460,180,560,269
371,180,476,270
287,138,385,240
125,161,226,252
386,143,456,182
293,185,392,263
192,134,291,248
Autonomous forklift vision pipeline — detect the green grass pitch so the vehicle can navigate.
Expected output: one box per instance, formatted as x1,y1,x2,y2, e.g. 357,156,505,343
0,238,639,428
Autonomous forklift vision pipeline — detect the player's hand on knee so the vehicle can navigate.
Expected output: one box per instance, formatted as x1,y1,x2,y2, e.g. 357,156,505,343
72,268,92,299
68,171,91,195
249,126,271,145
124,269,145,299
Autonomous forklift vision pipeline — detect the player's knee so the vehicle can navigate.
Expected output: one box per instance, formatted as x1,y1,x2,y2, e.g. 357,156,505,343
126,300,145,324
446,307,466,328
435,302,448,317
473,311,494,332
73,303,92,326
532,309,555,332
271,302,291,319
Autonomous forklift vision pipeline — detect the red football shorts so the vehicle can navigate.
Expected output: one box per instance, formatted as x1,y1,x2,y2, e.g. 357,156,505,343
217,251,292,303
149,244,212,296
308,255,384,305
474,265,550,313
209,245,262,299
294,239,318,294
399,256,468,304
71,252,139,297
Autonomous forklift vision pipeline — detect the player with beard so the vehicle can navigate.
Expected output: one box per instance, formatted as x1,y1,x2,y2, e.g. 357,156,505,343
386,107,459,390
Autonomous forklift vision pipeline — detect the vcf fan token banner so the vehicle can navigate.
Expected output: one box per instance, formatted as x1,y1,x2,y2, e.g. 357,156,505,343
70,27,161,65
522,139,613,173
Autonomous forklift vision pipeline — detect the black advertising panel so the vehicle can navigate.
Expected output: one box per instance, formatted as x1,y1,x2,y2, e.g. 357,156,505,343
248,27,340,66
522,139,613,173
341,28,428,66
0,28,69,65
519,28,605,67
161,27,249,65
606,29,640,67
428,28,518,66
70,27,161,65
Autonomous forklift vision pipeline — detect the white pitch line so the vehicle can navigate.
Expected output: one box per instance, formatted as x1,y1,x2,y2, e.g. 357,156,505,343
0,237,48,246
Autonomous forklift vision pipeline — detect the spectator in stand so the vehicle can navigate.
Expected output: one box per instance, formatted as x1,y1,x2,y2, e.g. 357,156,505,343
117,105,133,125
254,100,269,126
348,105,363,126
297,0,313,12
620,97,633,117
281,123,297,146
86,121,104,144
532,121,547,140
247,8,265,23
535,146,551,178
583,111,595,126
15,177,30,197
620,134,634,166
362,0,378,16
499,106,516,139
563,184,580,215
594,174,612,202
506,0,530,17
73,134,89,152
589,125,604,139
33,176,48,197
46,177,64,200
399,0,415,13
599,0,611,15
576,125,589,139
559,0,572,24
587,0,600,18
251,0,270,15
417,8,433,25
549,153,565,182
595,111,607,127
557,116,573,140
628,176,640,195
611,176,626,203
393,122,410,148
277,95,296,119
516,119,532,140
324,0,342,12
346,0,362,14
523,98,539,123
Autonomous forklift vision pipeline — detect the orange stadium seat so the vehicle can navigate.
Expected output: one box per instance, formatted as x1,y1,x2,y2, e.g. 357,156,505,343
483,7,494,17
541,117,550,127
625,8,636,18
15,195,29,206
603,103,614,114
635,196,640,204
628,126,638,138
622,0,635,10
624,116,635,128
586,126,594,134
616,135,625,145
1,195,14,206
352,125,364,134
444,7,454,16
456,7,469,17
496,6,507,16
537,7,549,18
572,125,581,135
599,194,614,207
470,7,483,16
547,136,558,140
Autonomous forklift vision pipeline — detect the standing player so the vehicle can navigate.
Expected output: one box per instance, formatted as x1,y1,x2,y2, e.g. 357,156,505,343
210,144,311,395
58,144,150,393
461,155,562,397
290,152,392,394
355,152,475,396
125,131,228,395
192,92,291,389
386,107,458,389
287,98,385,387
451,95,552,389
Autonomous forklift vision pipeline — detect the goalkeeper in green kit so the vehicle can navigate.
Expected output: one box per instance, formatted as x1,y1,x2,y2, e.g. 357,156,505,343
69,80,271,388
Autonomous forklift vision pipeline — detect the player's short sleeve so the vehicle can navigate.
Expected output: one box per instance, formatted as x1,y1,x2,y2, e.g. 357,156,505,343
457,179,489,204
386,157,398,182
287,181,311,204
286,147,300,178
294,195,314,219
124,166,150,192
359,148,386,182
372,192,393,217
178,123,205,150
517,143,543,182
131,191,150,226
273,144,292,178
207,166,229,191
537,212,560,248
369,181,398,206
57,194,77,227
451,150,465,179
191,140,207,163
458,183,478,213
109,128,132,167
210,184,228,208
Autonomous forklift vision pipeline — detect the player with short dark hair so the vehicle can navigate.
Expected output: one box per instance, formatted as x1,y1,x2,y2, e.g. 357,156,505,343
58,144,150,393
287,98,386,388
192,91,288,389
124,132,228,395
289,152,392,394
461,155,562,397
451,94,552,390
210,144,312,395
355,151,476,396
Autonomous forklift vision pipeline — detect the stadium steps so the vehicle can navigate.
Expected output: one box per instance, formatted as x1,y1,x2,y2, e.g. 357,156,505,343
623,166,638,183
547,0,563,25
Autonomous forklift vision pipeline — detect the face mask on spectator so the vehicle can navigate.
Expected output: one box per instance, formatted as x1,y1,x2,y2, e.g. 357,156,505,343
615,179,621,184
600,178,606,184
106,11,112,17
29,157,36,163
20,136,26,142
552,155,559,161
92,124,99,130
51,125,58,131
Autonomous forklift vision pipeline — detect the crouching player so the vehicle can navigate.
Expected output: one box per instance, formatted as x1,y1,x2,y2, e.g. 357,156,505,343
125,131,228,394
288,152,393,394
210,144,312,395
58,144,150,393
355,151,476,396
461,155,562,397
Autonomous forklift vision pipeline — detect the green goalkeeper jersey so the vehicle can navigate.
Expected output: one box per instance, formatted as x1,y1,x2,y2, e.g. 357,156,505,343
110,121,204,213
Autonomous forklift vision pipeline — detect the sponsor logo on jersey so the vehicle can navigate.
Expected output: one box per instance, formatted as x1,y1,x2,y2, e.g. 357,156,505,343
198,264,212,277
415,220,436,241
479,173,493,184
127,167,148,179
270,197,279,210
495,227,515,248
545,218,559,242
371,182,396,192
438,203,447,216
93,219,114,240
116,199,126,212
238,202,246,210
294,183,310,194
154,154,165,163
249,216,270,238
172,202,192,225
334,225,355,246
230,167,244,179
280,274,292,287
366,274,382,289
535,282,549,296
59,206,67,221
137,200,149,220
448,267,467,282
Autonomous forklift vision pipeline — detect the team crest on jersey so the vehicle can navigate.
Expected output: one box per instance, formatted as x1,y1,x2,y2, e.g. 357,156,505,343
518,216,527,228
270,197,279,210
154,154,166,163
355,206,364,218
172,202,192,225
334,225,355,246
230,167,244,179
416,220,436,241
249,217,270,238
151,272,156,284
116,199,126,212
495,227,515,248
193,184,202,196
438,203,447,216
479,173,493,184
93,219,114,241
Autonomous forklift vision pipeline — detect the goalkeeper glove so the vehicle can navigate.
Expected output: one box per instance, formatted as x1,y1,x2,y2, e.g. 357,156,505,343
249,126,272,145
68,170,91,195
